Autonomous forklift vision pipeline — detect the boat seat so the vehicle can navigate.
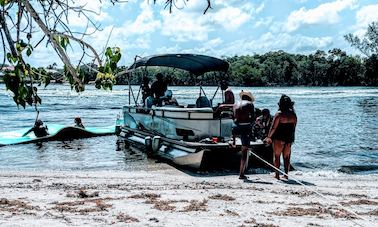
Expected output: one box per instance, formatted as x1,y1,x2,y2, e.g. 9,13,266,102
196,96,211,108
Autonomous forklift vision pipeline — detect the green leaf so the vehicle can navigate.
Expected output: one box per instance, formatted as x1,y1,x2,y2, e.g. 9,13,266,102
43,76,50,87
26,48,32,57
105,47,112,58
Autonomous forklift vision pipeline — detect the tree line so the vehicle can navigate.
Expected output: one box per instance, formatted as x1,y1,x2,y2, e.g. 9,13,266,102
115,49,377,86
4,48,375,87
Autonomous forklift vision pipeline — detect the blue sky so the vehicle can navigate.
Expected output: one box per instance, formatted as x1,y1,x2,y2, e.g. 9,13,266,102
8,0,378,67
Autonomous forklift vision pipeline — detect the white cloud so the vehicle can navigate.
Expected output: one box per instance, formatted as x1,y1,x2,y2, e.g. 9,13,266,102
159,0,253,42
285,0,357,32
160,11,210,42
64,0,112,27
254,17,274,28
211,7,251,31
78,1,160,63
123,2,161,35
215,32,333,57
355,4,378,35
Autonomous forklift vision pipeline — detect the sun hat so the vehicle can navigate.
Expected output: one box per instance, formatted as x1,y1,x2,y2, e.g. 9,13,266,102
239,90,255,102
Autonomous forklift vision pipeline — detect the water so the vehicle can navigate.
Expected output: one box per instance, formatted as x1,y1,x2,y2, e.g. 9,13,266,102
0,84,377,174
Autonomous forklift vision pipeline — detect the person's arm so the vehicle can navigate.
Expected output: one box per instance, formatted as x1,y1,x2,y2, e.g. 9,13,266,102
45,125,50,135
22,128,34,137
264,113,280,144
250,104,255,125
293,113,297,137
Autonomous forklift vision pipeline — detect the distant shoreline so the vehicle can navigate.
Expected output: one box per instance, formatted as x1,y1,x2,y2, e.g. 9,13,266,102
1,81,377,87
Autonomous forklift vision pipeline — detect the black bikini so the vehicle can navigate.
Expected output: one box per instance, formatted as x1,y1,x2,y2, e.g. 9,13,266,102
272,123,295,143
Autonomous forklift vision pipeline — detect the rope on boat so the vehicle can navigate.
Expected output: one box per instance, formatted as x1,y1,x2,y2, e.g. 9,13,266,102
248,150,371,227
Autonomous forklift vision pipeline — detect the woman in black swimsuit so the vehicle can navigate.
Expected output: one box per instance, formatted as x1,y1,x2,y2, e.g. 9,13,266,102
264,95,297,180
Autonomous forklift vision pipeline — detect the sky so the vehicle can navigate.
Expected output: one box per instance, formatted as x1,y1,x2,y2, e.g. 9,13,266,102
5,0,378,67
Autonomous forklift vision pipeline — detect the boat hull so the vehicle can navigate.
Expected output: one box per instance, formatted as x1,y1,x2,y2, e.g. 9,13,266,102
119,126,273,170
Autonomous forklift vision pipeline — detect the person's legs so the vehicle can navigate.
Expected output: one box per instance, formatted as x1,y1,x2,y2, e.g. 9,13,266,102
282,143,292,179
273,140,285,179
239,128,250,179
239,145,248,179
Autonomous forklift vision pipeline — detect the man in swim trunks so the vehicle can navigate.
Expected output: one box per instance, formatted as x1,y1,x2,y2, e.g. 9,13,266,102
22,119,49,137
232,91,255,179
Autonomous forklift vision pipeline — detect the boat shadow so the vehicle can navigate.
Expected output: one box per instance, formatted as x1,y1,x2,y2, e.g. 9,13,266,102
279,179,315,186
243,178,273,184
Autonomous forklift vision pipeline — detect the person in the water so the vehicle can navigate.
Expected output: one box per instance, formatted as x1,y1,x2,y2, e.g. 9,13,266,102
232,91,255,180
74,117,85,128
22,119,49,137
264,95,297,180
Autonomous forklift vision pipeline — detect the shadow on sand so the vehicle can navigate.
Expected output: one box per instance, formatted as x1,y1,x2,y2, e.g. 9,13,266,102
243,178,273,185
279,179,315,186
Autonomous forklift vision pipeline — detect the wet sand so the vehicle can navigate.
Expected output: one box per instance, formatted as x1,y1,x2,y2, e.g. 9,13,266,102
0,165,377,227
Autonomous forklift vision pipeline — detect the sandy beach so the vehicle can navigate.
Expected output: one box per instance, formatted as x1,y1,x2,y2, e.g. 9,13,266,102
0,164,377,227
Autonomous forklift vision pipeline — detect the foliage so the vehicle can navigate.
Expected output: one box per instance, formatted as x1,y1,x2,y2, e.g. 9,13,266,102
124,49,375,87
95,47,121,90
345,21,378,57
1,0,213,108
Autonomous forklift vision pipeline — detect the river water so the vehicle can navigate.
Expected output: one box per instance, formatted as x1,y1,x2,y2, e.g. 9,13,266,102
0,84,377,174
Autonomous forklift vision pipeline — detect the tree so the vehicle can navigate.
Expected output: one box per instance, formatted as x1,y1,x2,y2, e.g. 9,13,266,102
345,21,378,86
345,21,378,57
0,0,213,108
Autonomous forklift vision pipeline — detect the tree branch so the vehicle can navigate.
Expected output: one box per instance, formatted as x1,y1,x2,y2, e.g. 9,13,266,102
53,32,102,66
23,0,82,87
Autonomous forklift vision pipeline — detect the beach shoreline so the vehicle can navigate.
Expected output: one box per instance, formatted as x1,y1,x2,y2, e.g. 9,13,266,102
0,166,377,227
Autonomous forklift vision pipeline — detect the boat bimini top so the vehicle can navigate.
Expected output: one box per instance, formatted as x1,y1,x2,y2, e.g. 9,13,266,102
127,53,229,75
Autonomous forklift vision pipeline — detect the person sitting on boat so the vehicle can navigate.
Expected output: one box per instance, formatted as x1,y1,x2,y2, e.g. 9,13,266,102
231,90,255,180
254,108,272,140
224,87,235,104
141,76,152,106
162,90,178,106
74,117,85,128
22,119,49,137
220,80,234,104
151,73,167,106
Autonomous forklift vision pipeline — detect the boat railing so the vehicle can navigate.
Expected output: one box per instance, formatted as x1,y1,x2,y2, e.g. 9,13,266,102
123,104,234,120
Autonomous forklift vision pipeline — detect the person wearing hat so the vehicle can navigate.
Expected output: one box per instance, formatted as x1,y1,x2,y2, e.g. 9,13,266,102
74,117,85,128
22,119,49,137
264,94,297,180
232,90,255,179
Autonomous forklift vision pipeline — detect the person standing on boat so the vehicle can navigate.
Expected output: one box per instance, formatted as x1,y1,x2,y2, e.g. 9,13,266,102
264,95,297,180
151,73,167,106
232,91,255,179
22,119,49,137
141,76,152,106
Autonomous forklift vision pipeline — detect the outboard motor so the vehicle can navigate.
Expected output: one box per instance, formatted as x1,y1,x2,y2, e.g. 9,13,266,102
152,136,162,154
